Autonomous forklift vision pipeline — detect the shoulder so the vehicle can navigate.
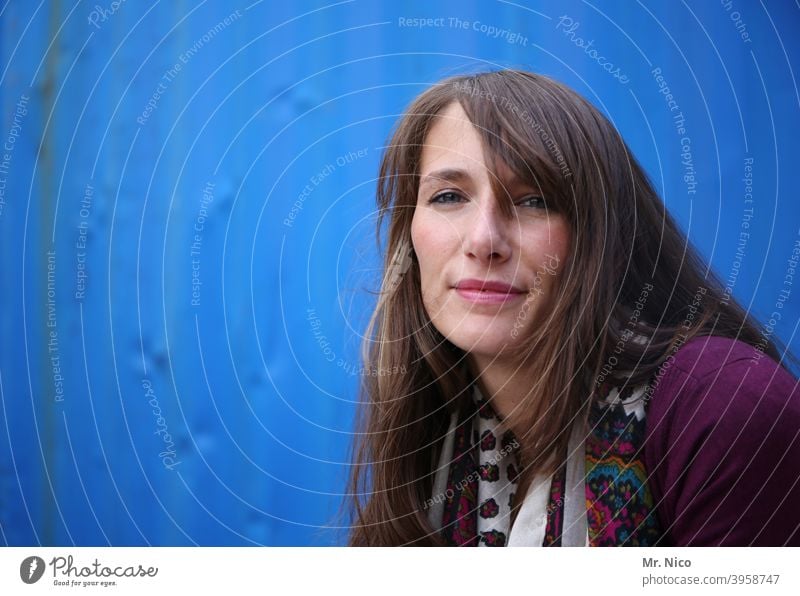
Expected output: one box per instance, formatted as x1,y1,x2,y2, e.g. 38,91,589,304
661,334,783,377
645,334,800,445
647,335,798,422
651,336,797,414
643,335,800,545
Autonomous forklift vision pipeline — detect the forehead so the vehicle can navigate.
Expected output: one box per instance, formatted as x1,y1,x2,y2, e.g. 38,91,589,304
419,102,519,185
419,103,480,171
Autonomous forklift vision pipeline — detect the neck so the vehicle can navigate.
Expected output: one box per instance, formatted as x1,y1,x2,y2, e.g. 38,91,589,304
467,353,534,421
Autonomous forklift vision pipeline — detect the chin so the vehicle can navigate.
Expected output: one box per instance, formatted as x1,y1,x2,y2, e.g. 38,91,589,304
441,326,518,357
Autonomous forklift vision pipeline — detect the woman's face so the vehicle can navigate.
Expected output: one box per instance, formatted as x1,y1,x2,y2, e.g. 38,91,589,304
410,102,571,362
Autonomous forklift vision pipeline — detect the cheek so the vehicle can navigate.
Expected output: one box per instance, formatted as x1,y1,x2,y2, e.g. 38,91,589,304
546,225,571,271
411,210,456,280
526,220,571,290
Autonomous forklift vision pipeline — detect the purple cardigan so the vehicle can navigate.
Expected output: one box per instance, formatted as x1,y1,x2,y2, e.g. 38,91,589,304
643,335,800,546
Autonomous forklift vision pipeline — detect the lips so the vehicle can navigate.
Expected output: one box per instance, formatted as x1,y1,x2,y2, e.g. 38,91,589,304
454,279,524,293
453,278,526,305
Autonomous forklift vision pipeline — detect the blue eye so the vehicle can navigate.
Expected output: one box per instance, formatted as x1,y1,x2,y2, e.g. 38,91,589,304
429,191,464,204
517,195,546,209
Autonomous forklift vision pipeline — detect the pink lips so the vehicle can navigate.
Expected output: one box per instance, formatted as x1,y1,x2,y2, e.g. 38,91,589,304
453,278,525,305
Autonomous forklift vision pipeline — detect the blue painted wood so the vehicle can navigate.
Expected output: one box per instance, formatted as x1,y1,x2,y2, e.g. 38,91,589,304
0,0,798,545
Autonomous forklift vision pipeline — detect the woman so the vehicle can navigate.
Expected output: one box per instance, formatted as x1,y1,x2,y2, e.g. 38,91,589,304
346,69,800,546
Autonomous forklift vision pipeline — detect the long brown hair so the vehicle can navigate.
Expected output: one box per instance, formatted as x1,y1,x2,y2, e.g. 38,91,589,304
344,69,791,546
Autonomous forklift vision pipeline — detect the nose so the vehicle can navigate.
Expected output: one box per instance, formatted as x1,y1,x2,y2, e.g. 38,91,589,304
463,199,512,263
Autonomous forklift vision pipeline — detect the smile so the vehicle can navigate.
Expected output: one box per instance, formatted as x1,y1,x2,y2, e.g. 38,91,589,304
454,288,526,305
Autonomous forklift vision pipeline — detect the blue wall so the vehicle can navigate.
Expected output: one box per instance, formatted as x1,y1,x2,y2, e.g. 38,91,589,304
1,0,798,545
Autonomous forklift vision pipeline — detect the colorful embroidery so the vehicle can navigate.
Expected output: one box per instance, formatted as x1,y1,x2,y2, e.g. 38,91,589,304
478,463,499,481
439,378,664,546
583,380,662,546
479,529,507,546
543,464,566,546
480,430,496,451
440,383,521,547
480,498,499,518
440,405,479,546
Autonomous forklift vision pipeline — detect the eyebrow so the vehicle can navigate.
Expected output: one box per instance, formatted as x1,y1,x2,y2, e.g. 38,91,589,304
418,168,472,189
418,167,529,192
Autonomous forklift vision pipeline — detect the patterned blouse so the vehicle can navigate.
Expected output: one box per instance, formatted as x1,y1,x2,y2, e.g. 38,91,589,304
437,377,663,546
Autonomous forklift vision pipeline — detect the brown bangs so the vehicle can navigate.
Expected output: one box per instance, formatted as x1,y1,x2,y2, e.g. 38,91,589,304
451,73,575,219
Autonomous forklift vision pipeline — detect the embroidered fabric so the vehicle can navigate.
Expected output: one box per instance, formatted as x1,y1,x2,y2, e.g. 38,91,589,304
428,379,661,546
